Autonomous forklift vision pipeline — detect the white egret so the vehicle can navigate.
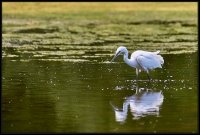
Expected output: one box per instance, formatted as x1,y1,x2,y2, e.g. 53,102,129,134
111,46,164,80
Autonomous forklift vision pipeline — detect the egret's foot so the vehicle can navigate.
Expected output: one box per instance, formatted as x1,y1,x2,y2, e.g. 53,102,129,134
148,78,154,82
147,74,153,82
136,78,138,82
134,76,139,82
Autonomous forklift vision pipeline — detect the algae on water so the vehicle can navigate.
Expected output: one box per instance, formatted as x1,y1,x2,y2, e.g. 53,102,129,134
2,3,198,62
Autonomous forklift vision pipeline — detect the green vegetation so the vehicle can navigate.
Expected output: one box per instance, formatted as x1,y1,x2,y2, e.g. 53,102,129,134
2,2,198,62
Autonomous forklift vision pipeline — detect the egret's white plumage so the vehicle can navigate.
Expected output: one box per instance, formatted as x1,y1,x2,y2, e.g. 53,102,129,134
111,46,164,80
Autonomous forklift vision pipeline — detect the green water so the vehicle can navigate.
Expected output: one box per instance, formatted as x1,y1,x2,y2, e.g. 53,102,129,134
2,52,198,133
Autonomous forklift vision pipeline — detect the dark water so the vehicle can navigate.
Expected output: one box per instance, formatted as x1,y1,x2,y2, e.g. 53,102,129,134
2,52,198,133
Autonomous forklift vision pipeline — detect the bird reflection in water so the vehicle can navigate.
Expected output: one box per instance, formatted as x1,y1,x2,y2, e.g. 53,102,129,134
110,84,164,123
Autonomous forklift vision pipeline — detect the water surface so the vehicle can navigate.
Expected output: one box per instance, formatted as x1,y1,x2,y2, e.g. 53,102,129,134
2,53,198,133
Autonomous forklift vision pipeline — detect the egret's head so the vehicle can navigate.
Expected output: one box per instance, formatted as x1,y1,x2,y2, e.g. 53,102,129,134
111,46,128,62
116,46,127,54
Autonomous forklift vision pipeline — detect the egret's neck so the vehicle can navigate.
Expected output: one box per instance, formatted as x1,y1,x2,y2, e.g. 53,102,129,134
123,51,132,67
123,51,137,68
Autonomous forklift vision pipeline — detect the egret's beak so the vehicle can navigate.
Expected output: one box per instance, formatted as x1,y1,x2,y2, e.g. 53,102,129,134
111,51,121,62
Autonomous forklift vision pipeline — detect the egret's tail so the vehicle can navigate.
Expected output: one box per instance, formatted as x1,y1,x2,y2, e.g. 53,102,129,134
154,50,160,54
157,55,164,65
154,50,164,67
156,55,164,68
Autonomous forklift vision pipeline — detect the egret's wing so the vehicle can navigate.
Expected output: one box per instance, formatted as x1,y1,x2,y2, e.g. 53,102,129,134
131,50,161,59
136,53,164,70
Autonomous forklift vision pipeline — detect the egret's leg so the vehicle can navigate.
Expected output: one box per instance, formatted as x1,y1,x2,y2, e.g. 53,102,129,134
146,70,152,81
136,68,139,80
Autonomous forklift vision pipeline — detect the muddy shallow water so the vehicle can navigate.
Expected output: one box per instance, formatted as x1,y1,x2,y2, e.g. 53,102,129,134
2,3,198,133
